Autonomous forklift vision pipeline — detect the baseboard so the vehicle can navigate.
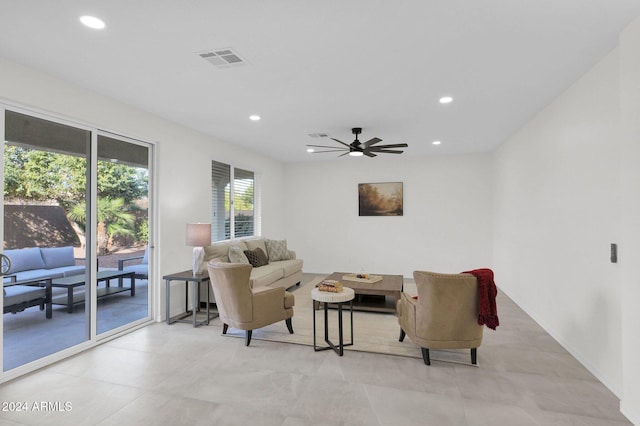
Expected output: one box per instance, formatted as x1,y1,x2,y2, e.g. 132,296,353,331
620,400,639,425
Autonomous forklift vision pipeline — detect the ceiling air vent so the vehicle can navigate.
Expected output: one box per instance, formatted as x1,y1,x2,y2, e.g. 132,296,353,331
198,48,246,68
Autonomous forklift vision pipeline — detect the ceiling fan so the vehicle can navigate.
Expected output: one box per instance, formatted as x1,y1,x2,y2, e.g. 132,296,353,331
307,127,408,157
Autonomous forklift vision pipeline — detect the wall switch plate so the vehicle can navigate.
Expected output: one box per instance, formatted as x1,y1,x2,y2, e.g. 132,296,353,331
611,243,618,263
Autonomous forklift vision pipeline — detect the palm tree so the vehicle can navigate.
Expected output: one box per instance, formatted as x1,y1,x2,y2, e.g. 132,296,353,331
68,197,135,255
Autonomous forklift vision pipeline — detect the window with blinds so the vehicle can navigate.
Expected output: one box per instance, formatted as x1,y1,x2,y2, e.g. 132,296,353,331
211,161,255,241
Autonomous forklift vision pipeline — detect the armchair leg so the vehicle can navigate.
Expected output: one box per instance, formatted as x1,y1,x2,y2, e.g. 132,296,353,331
421,348,431,365
222,323,228,334
399,328,406,342
471,348,477,365
285,318,294,334
245,330,252,346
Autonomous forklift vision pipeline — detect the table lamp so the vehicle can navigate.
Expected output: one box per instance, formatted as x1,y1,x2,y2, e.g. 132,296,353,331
186,223,211,276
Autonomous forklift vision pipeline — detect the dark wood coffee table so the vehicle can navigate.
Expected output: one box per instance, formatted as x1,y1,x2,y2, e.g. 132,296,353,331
319,272,404,314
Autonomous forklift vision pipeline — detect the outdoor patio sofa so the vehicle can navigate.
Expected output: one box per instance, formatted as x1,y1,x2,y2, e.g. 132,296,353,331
4,278,52,319
117,246,149,280
3,246,83,319
3,246,85,282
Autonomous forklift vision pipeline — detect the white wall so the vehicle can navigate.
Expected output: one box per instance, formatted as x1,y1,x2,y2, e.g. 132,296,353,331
619,15,640,425
493,49,623,395
0,59,287,320
284,154,493,277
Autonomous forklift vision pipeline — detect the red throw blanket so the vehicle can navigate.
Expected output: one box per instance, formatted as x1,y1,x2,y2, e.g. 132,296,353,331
463,268,499,330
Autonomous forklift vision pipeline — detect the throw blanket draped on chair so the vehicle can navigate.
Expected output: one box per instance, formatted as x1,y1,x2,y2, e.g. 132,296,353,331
462,268,499,330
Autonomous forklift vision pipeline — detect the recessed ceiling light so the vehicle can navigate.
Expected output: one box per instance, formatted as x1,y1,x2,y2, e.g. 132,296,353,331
439,96,453,104
80,15,106,30
249,115,261,121
306,148,314,153
432,140,442,145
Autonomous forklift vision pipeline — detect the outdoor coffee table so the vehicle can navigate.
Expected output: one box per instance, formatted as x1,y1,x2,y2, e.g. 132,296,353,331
319,272,404,314
51,270,135,313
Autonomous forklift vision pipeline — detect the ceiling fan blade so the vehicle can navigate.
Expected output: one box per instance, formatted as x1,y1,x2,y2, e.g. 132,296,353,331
368,149,404,154
310,149,351,153
330,138,352,148
307,144,349,149
338,152,350,157
362,137,383,148
363,151,377,157
368,143,408,149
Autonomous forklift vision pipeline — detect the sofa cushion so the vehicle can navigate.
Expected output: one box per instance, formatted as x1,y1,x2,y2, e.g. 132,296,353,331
265,239,290,261
204,241,248,264
204,242,233,263
41,246,75,269
228,245,250,264
250,263,284,287
278,259,304,277
5,248,46,273
245,238,268,261
244,248,268,268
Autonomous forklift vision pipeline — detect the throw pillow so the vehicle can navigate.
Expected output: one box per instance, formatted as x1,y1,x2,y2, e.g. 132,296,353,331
244,247,269,267
228,245,250,264
265,239,290,261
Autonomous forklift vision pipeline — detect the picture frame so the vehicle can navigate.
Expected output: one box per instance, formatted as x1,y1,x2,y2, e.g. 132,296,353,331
358,182,403,216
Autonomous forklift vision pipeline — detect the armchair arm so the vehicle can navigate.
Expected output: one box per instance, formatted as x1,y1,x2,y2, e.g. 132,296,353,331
253,286,285,305
397,292,417,337
118,255,144,270
252,286,288,322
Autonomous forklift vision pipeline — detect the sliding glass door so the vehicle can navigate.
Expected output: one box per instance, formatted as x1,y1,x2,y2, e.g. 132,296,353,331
95,133,149,335
1,108,153,371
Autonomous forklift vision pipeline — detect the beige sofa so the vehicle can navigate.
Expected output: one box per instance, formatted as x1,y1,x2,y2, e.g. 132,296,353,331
202,237,303,290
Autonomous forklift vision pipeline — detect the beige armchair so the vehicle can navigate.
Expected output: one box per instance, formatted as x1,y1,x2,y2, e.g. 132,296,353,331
397,270,483,365
207,261,295,346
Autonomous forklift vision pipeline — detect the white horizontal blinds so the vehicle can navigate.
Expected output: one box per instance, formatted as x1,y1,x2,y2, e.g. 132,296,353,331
233,167,254,238
211,161,230,241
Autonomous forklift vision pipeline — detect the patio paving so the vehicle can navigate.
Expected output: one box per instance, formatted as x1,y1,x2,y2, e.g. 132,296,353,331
3,277,148,371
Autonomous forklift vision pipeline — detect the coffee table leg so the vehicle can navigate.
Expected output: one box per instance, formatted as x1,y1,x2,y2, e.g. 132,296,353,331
338,302,344,356
131,275,135,296
312,299,317,350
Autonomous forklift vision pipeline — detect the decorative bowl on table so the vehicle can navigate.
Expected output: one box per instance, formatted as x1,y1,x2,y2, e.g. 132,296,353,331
342,273,383,284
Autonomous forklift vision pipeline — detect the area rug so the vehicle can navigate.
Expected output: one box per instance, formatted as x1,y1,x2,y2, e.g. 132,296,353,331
212,276,476,364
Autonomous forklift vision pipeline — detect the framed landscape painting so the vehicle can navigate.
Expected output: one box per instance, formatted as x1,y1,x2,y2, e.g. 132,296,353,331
358,182,403,216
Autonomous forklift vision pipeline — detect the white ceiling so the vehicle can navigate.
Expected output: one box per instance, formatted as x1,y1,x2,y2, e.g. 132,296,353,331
1,1,639,163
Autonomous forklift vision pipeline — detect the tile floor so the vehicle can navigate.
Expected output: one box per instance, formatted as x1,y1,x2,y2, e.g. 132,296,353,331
0,274,631,425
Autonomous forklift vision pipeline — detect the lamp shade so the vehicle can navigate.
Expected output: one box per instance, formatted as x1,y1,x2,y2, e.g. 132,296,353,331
186,223,211,247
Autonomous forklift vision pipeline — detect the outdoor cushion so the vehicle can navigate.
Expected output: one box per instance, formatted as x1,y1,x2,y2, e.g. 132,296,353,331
122,263,148,277
12,269,64,281
141,246,149,264
4,285,46,307
41,246,75,269
5,248,46,273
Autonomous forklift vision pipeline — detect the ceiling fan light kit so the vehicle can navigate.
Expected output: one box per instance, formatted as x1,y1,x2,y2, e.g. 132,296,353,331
307,127,408,158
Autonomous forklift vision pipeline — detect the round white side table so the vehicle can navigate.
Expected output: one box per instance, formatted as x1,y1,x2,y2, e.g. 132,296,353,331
311,287,355,356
